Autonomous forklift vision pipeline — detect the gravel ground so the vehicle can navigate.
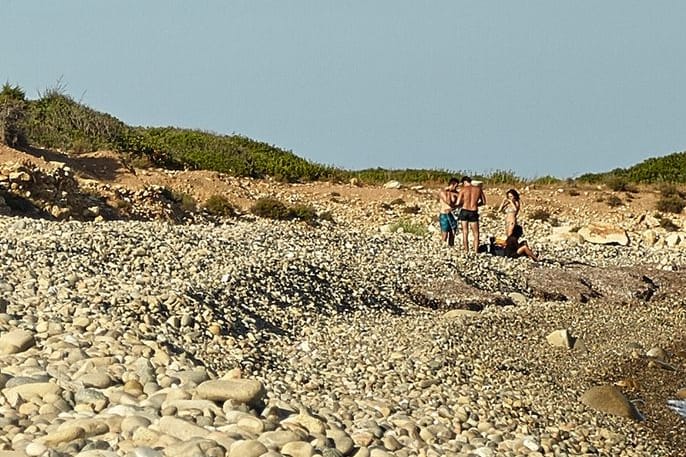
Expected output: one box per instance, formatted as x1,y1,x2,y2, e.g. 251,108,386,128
0,214,684,457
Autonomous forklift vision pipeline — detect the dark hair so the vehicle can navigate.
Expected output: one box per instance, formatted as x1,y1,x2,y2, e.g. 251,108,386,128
449,177,459,185
506,189,520,201
460,176,472,184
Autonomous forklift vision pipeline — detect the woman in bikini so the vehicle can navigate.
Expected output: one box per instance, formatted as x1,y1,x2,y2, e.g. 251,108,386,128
498,188,521,237
504,224,539,261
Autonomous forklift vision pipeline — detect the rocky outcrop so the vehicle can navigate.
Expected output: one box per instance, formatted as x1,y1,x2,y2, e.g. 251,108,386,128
525,265,686,304
578,222,630,245
0,161,204,223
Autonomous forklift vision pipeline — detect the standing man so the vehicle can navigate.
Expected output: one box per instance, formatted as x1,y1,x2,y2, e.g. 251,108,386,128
456,176,486,253
438,177,460,246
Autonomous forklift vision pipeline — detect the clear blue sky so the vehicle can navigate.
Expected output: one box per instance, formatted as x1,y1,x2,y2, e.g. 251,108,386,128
2,1,685,178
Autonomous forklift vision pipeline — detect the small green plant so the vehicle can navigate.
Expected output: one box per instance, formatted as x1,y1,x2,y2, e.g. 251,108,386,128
204,195,238,217
656,195,686,214
388,219,428,236
568,189,580,197
530,208,551,222
606,195,623,208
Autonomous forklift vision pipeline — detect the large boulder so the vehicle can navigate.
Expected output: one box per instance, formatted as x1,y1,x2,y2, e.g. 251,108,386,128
581,385,643,420
578,223,629,246
0,329,36,354
383,180,402,189
196,379,266,406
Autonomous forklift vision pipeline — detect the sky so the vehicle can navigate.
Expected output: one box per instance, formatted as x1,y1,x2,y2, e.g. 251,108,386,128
2,1,685,179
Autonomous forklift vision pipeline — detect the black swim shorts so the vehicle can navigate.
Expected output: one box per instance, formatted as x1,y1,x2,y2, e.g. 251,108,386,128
457,209,479,223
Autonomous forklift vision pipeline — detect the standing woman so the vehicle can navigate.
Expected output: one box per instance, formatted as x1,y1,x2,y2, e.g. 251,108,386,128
498,189,521,237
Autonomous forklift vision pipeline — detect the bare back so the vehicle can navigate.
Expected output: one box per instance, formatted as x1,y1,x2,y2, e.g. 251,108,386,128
457,185,485,211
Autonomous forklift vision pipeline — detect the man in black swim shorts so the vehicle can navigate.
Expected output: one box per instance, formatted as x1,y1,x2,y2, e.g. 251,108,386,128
455,176,486,253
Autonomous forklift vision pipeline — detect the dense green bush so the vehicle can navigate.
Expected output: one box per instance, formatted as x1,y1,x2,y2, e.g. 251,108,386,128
25,88,127,153
204,195,238,217
578,152,686,184
250,198,291,220
0,83,28,148
289,203,318,225
250,198,325,226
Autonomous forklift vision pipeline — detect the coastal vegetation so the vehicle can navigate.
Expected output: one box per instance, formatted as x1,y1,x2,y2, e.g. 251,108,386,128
2,82,686,190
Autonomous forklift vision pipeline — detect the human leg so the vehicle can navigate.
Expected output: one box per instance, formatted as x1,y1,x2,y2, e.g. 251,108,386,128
470,221,480,253
517,242,538,261
461,221,469,250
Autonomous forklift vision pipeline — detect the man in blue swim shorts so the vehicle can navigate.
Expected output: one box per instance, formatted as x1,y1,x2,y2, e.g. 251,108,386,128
438,178,460,246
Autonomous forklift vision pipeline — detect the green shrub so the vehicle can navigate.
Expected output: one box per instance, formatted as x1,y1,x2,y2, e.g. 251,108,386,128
656,196,686,214
289,203,318,225
0,83,28,148
24,86,127,153
250,198,327,225
171,191,197,212
250,198,291,220
204,195,238,217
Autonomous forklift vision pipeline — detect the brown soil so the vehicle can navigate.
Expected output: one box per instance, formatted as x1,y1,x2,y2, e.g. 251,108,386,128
0,144,673,227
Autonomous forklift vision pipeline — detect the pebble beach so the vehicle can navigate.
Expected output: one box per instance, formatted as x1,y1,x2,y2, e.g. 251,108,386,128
0,211,684,457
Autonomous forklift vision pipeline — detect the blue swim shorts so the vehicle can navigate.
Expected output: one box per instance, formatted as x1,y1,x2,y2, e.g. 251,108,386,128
439,213,457,232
